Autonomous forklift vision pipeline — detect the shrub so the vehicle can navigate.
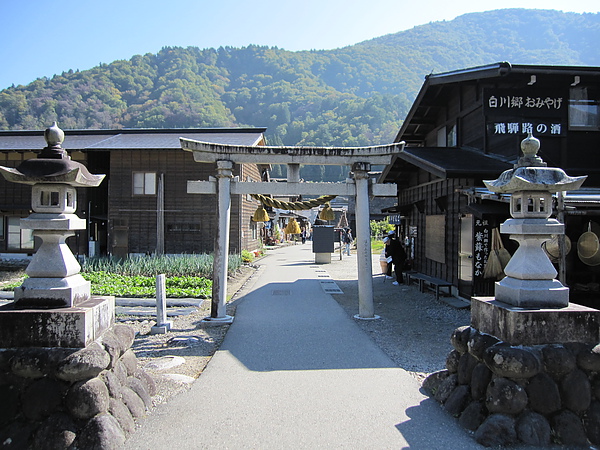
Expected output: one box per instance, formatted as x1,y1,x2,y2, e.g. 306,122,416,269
241,249,255,263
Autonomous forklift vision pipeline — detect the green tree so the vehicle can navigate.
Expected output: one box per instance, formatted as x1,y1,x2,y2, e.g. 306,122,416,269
370,218,394,238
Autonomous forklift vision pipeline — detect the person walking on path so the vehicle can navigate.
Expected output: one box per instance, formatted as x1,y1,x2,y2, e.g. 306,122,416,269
382,236,394,280
343,227,353,256
385,230,407,285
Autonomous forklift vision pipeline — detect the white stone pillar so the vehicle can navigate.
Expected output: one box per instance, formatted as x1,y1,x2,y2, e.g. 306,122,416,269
352,163,378,320
151,273,172,334
210,160,234,323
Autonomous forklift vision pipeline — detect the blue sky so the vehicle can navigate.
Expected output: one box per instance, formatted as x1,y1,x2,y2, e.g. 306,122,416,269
0,0,598,90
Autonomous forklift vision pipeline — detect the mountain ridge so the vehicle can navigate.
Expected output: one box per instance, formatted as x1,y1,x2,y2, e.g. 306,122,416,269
0,8,598,154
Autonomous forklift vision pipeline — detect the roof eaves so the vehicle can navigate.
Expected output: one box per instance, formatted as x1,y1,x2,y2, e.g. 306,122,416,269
0,127,268,137
394,62,513,143
399,149,447,179
426,62,512,85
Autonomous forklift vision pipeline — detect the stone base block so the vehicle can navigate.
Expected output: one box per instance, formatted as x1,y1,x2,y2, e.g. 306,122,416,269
13,274,91,308
151,321,173,334
495,276,569,308
0,296,114,348
471,296,600,345
315,252,331,264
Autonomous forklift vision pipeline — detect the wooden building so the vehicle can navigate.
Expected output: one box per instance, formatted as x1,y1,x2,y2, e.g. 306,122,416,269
381,62,600,303
0,127,267,258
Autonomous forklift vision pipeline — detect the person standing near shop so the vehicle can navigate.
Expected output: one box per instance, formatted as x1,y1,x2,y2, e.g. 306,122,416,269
343,228,353,256
385,230,407,285
382,235,394,279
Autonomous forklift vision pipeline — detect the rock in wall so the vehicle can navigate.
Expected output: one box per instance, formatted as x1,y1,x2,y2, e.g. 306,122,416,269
0,324,156,449
424,325,598,447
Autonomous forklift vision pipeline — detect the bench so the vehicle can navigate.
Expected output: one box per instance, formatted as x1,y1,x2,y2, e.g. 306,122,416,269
405,273,453,301
403,270,418,285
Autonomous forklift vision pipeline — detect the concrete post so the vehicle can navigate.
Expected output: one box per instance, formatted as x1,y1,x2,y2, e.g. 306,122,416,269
352,162,378,320
210,160,234,323
151,273,172,334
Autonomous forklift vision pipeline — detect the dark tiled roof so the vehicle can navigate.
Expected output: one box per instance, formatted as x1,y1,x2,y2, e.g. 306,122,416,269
0,128,266,151
381,146,512,186
400,147,512,178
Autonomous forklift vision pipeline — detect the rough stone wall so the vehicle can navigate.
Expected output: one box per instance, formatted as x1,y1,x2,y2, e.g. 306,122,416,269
0,324,155,449
424,325,600,447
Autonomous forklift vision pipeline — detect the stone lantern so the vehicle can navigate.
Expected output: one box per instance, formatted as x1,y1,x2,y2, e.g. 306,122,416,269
426,134,600,446
483,133,586,308
0,123,104,308
0,123,110,348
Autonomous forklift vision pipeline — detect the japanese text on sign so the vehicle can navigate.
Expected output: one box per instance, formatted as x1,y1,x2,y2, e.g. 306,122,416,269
490,121,564,136
484,89,568,119
488,95,563,111
474,218,490,279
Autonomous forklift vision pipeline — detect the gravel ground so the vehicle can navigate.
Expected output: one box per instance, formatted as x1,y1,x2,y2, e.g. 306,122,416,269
0,263,257,408
0,247,471,406
115,264,259,407
324,248,471,383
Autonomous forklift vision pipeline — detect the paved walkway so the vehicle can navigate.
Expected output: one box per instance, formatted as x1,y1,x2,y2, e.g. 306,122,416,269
125,244,482,449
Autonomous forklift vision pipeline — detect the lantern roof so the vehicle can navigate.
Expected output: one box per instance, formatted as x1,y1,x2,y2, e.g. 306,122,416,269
0,123,105,187
483,133,586,194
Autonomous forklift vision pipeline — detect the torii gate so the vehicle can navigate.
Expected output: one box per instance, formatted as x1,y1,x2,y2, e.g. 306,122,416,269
180,139,403,323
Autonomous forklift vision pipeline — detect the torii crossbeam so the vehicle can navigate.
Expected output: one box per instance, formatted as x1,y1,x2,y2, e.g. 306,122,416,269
180,139,403,322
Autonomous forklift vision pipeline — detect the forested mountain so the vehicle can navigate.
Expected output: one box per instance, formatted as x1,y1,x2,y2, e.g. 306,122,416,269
0,9,598,156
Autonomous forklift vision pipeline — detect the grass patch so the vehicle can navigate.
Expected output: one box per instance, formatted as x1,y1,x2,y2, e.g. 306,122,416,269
371,238,386,253
81,272,211,298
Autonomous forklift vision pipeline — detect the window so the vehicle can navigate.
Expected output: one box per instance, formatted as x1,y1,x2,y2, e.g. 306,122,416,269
7,217,34,251
436,128,446,147
569,87,599,130
133,172,156,195
447,124,457,147
41,190,60,206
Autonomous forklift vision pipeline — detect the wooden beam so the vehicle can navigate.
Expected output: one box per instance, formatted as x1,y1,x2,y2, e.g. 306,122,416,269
187,180,397,197
181,139,403,165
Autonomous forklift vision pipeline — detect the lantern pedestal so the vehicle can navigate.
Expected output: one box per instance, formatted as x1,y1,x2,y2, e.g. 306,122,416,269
471,296,600,345
0,296,114,348
14,275,91,309
13,213,91,308
495,277,569,308
495,217,569,308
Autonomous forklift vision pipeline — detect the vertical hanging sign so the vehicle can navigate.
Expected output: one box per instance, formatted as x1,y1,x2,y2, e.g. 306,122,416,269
473,218,491,279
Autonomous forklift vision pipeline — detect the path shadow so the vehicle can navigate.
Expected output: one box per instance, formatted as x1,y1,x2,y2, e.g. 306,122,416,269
395,397,484,449
213,278,399,372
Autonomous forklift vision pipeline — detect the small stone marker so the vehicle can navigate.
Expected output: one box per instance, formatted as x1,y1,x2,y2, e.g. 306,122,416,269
151,274,173,334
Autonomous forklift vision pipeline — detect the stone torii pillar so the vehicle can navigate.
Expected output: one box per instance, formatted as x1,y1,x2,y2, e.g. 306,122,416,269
211,160,234,323
180,139,403,321
352,162,377,319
